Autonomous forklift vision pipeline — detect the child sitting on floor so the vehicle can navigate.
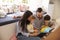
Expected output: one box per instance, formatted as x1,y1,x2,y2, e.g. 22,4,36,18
40,15,53,33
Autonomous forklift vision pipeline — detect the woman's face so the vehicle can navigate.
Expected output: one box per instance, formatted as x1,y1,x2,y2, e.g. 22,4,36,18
28,15,33,22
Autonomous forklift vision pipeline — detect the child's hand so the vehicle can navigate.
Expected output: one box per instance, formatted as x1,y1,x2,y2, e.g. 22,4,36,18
30,32,39,37
34,29,38,33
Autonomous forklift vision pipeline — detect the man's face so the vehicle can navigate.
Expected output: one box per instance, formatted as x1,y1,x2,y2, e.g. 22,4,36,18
36,12,43,18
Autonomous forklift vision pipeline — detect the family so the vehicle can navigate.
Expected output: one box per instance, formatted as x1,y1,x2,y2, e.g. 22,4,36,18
10,8,54,40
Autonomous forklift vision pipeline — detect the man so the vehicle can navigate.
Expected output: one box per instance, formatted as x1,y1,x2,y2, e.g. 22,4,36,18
33,8,53,38
33,8,44,30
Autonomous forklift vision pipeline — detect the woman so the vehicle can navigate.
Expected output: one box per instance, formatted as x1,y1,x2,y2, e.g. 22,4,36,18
17,10,40,40
10,10,40,40
18,10,37,36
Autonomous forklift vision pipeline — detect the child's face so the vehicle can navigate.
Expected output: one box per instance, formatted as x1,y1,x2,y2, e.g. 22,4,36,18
44,20,50,26
30,17,35,23
28,15,35,23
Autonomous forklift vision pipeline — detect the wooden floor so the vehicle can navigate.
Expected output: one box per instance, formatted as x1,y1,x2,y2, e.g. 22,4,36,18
43,27,60,40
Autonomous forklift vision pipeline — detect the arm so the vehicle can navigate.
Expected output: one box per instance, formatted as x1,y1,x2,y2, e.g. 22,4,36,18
21,32,30,37
21,30,39,37
29,28,39,37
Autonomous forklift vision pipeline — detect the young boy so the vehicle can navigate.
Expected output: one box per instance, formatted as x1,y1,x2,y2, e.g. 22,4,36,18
40,15,53,33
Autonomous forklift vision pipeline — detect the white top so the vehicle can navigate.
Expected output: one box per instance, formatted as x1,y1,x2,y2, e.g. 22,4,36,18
16,22,30,37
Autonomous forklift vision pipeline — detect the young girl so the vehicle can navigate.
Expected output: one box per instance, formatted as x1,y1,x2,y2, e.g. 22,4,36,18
27,16,35,33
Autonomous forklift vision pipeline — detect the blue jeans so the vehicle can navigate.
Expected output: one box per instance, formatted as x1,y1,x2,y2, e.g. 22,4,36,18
17,34,40,40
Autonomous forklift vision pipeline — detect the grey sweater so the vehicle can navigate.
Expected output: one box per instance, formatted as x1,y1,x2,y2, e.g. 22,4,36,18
33,16,44,30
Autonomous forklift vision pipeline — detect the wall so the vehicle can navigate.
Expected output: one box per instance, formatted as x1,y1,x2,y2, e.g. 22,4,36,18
41,0,50,12
28,0,42,11
28,0,50,12
52,0,60,19
48,4,54,19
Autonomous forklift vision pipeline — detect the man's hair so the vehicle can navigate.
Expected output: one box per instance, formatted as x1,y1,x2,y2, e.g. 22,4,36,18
36,8,43,13
44,15,51,20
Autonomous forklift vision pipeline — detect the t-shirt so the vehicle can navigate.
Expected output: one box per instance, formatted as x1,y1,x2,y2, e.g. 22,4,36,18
27,23,34,33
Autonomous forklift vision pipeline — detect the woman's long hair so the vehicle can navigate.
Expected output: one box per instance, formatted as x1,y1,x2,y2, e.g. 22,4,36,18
20,10,33,32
